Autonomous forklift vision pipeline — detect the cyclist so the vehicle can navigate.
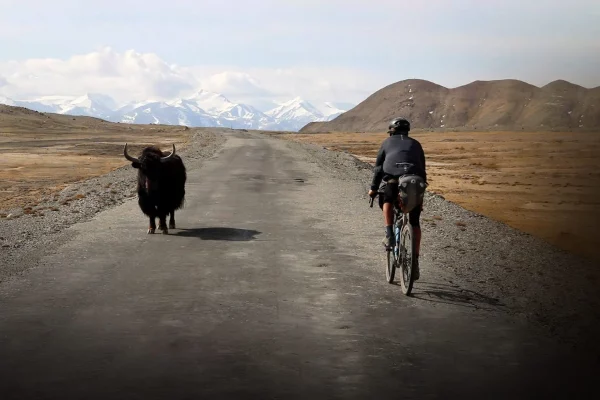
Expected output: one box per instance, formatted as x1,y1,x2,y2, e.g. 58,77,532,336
368,117,427,279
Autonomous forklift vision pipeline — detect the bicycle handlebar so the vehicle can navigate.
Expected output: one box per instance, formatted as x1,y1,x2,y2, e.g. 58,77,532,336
369,191,382,208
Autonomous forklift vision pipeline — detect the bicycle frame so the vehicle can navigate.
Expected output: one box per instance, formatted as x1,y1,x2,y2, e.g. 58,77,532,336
370,189,416,294
393,203,409,253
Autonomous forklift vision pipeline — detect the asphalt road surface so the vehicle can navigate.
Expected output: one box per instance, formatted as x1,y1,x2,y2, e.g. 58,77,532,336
0,131,597,399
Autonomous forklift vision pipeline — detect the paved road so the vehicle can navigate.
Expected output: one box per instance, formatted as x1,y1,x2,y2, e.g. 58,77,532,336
0,132,596,399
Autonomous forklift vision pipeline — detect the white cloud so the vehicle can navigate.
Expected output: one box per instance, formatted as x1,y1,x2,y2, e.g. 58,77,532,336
200,72,271,98
190,66,385,108
0,48,381,108
0,47,199,104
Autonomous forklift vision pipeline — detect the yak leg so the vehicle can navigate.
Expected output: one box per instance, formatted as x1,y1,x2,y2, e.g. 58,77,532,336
148,216,156,234
158,213,169,235
169,210,176,229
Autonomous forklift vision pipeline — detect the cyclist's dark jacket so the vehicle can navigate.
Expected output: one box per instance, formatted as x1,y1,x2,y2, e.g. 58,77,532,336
370,134,427,191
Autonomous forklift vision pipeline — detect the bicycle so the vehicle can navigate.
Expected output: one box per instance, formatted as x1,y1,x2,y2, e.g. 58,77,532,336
370,172,426,296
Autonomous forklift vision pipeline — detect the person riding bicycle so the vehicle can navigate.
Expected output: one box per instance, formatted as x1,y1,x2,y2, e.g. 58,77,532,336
368,117,427,279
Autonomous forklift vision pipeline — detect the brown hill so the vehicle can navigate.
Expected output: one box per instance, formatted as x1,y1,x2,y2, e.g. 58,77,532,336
300,79,600,133
0,104,110,132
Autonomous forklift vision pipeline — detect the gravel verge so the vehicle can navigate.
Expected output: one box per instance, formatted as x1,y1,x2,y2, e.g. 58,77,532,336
0,128,226,282
264,133,600,357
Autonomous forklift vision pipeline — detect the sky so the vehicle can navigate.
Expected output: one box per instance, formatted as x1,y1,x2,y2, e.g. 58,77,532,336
0,0,598,109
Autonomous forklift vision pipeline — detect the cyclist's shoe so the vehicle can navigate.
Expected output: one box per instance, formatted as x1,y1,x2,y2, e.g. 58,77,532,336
382,235,396,249
413,255,420,280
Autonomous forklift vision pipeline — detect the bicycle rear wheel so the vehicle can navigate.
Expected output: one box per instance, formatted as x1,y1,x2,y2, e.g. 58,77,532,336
399,222,416,295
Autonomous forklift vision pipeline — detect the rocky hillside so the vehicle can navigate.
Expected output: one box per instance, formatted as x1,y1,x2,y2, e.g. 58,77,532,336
300,79,600,133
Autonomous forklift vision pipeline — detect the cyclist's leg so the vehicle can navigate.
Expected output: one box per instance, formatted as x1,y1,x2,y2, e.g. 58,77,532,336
382,181,399,246
409,202,422,255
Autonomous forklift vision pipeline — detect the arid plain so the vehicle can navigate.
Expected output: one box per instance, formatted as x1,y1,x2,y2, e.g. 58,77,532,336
0,106,192,212
267,130,600,263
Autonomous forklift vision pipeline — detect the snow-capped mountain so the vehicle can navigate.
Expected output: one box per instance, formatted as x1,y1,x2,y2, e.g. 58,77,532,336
116,101,217,127
13,96,73,113
165,90,276,129
62,93,118,119
0,91,355,131
319,102,356,120
175,90,233,114
266,97,329,131
6,93,118,119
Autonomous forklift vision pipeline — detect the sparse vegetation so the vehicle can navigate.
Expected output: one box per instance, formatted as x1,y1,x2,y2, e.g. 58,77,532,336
483,162,499,170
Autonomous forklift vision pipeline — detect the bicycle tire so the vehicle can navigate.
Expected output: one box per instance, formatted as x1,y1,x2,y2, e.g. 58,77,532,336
399,222,415,295
386,248,396,283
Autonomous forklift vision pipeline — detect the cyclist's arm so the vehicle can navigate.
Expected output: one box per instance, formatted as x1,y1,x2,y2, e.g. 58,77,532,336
370,144,385,191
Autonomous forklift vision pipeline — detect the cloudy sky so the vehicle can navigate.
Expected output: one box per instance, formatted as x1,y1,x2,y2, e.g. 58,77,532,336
0,0,598,109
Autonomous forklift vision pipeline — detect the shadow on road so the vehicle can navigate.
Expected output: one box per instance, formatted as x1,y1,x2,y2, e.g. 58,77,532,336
174,227,261,241
409,282,506,311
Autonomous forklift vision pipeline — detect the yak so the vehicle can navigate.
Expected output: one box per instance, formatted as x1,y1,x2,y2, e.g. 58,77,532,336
123,143,187,234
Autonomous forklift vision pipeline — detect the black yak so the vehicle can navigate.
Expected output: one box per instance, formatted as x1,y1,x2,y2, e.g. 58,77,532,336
123,143,187,234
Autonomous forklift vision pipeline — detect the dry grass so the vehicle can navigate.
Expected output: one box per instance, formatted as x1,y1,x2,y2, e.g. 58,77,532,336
266,130,600,263
0,111,193,210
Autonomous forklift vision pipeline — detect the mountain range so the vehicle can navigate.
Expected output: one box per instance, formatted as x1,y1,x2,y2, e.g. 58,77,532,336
301,79,600,133
0,91,354,132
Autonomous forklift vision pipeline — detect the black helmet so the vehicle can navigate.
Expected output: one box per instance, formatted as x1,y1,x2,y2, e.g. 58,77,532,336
388,117,410,135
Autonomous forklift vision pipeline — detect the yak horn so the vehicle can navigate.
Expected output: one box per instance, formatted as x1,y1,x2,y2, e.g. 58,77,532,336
123,143,139,163
161,144,176,160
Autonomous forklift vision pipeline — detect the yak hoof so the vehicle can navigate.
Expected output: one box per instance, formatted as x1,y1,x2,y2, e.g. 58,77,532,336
169,223,176,229
161,228,169,235
148,228,156,234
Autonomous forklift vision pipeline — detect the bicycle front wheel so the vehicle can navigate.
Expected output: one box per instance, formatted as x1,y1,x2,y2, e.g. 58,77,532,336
399,223,415,295
386,247,396,283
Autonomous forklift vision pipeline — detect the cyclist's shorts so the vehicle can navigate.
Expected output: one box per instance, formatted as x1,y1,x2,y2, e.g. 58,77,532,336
379,180,423,228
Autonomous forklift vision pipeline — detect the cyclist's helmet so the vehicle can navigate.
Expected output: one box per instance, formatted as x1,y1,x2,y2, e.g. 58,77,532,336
388,117,411,135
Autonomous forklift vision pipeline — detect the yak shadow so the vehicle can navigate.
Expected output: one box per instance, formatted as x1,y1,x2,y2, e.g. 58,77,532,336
408,282,506,311
174,227,261,241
